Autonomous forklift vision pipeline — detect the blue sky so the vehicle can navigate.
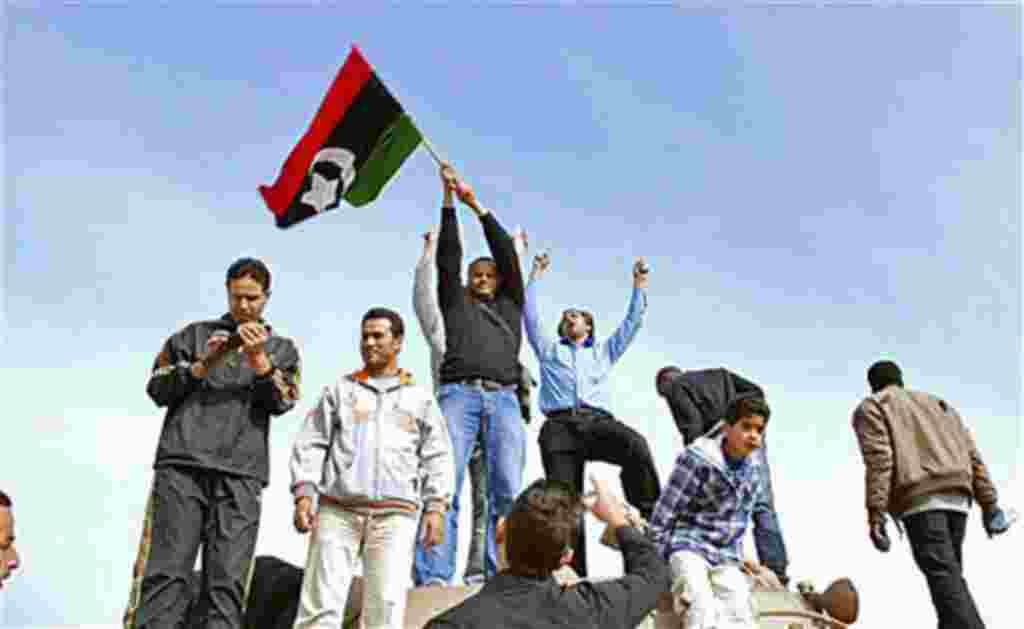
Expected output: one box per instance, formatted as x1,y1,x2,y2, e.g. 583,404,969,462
2,4,1020,628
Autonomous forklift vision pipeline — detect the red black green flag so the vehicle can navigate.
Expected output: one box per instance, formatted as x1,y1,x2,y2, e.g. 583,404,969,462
259,46,423,229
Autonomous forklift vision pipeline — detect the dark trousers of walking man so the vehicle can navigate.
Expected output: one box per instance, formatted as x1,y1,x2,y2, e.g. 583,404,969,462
904,510,986,629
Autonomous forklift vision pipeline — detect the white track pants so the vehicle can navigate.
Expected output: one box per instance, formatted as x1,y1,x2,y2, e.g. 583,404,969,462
293,504,419,629
669,550,755,629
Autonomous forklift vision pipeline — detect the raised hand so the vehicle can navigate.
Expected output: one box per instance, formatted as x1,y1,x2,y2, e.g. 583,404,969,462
440,163,457,206
531,253,551,281
454,179,481,213
633,257,650,289
587,475,629,529
422,230,436,256
512,227,529,257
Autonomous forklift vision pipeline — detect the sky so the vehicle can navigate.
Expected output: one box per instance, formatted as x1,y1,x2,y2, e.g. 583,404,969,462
2,3,1021,628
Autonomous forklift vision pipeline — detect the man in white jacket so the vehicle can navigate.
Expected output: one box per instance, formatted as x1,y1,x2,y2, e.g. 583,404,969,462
290,308,454,629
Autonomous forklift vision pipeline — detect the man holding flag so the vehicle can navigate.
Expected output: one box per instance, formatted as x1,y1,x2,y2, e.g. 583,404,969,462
414,164,528,586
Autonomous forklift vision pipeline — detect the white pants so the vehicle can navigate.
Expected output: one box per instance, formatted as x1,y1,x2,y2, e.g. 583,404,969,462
668,550,755,629
294,504,419,629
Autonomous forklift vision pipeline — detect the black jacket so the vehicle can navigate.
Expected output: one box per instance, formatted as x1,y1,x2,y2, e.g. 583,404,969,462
437,206,525,386
147,314,301,485
241,556,305,629
663,368,763,445
424,527,669,629
181,556,360,629
180,556,303,629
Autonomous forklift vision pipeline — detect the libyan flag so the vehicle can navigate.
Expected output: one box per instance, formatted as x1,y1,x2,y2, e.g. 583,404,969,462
259,46,423,229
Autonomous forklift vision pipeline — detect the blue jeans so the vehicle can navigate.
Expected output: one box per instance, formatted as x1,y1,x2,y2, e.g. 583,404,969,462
413,383,526,585
752,444,789,584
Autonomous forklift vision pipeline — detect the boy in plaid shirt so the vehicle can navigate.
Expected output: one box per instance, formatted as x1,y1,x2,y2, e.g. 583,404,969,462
648,396,772,629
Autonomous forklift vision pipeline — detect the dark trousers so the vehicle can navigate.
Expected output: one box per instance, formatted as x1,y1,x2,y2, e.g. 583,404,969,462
538,409,661,577
904,510,985,629
134,466,263,629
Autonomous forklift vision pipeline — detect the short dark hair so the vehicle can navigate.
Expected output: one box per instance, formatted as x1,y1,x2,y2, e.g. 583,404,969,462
867,360,903,393
361,307,404,339
226,257,272,292
468,256,497,273
725,396,771,425
505,479,581,578
0,490,11,508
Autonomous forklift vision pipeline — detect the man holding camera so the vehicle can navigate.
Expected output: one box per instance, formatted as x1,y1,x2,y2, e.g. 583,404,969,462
129,257,301,629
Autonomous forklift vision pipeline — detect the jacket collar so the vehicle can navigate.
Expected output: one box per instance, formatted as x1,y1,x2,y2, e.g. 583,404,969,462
690,432,763,479
481,571,558,591
347,368,414,387
559,335,594,348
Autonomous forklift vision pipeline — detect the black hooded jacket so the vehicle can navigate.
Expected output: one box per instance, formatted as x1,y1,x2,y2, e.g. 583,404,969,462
662,368,763,445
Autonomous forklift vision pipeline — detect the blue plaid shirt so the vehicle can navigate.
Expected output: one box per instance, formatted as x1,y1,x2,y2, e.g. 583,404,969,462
648,432,768,566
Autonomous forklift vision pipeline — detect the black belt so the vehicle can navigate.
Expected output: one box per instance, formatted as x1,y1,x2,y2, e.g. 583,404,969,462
547,406,610,420
453,377,515,391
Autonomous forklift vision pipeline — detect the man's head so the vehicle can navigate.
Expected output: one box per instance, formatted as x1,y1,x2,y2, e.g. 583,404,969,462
558,308,595,343
225,257,271,324
655,366,684,397
499,479,582,578
867,360,903,393
721,396,770,459
360,308,404,373
467,257,501,300
0,490,19,589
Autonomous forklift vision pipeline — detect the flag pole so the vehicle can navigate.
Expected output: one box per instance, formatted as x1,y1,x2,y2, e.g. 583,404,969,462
419,132,445,167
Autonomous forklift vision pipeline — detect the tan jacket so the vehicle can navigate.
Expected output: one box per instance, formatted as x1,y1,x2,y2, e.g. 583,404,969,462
852,385,998,518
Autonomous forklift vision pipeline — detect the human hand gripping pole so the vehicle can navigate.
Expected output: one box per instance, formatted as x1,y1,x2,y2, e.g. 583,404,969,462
439,161,488,218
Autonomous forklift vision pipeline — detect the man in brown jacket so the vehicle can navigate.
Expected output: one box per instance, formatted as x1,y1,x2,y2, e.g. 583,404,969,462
852,360,1012,629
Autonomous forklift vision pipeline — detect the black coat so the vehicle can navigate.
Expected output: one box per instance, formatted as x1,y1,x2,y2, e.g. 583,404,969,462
423,527,669,629
663,368,764,445
147,315,301,485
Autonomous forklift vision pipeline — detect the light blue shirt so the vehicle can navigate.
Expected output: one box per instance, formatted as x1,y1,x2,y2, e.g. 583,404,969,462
524,280,647,415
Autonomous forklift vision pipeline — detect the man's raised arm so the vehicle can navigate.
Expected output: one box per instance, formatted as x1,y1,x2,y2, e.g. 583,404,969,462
573,477,670,628
414,230,446,355
451,177,524,306
436,164,463,311
604,258,649,364
523,253,554,356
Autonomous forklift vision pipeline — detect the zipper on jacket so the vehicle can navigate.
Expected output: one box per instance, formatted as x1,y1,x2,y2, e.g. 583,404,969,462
372,388,384,500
